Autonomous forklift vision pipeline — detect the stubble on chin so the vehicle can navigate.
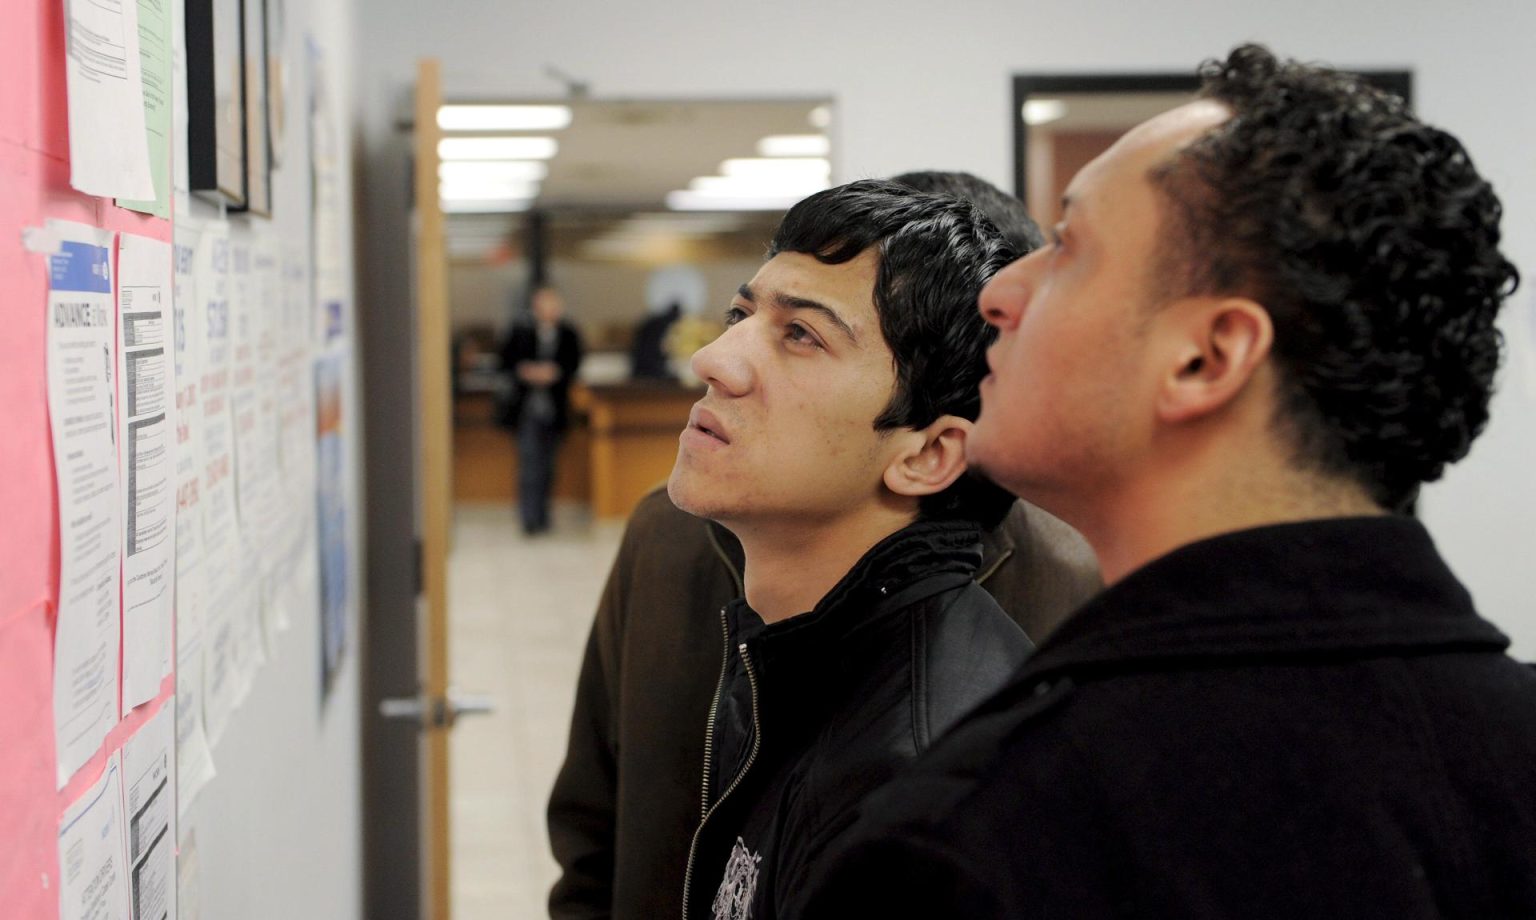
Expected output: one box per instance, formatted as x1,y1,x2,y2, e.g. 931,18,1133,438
667,463,712,520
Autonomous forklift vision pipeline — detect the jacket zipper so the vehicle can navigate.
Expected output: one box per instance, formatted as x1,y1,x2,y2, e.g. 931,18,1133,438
682,633,763,920
698,607,731,820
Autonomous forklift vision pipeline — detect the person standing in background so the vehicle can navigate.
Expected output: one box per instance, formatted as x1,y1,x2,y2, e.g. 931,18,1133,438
500,285,583,535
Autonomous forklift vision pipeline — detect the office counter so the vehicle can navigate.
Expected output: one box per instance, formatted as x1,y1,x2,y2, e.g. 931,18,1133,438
575,381,702,519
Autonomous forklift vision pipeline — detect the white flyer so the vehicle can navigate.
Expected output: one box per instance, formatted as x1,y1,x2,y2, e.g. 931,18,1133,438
227,239,268,668
171,220,217,811
169,0,189,196
271,245,317,625
63,0,156,199
58,754,131,920
117,234,176,714
47,220,122,789
199,228,260,745
121,703,176,920
175,827,200,920
232,240,284,640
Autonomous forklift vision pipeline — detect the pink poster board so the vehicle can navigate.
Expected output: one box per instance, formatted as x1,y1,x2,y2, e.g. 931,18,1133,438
1,1,175,915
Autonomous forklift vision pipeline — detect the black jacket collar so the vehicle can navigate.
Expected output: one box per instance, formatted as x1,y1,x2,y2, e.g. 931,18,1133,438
708,513,1013,605
1022,515,1508,683
726,518,983,654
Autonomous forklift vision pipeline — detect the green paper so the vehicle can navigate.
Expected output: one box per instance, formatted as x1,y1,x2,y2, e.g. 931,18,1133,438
117,0,172,219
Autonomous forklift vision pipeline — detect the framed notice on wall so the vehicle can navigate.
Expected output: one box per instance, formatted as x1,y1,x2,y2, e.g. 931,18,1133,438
186,0,246,207
235,0,272,216
267,0,288,169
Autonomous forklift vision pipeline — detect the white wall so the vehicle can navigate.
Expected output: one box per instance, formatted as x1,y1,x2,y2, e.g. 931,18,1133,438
450,257,768,344
356,0,1536,655
184,0,364,916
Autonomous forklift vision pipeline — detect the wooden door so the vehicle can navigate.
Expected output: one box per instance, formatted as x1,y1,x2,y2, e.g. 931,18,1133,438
413,57,455,920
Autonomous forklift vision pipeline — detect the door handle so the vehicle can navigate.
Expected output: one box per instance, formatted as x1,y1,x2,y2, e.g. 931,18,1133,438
379,689,496,729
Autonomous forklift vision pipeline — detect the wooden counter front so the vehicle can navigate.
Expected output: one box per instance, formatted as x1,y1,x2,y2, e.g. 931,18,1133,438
578,381,703,519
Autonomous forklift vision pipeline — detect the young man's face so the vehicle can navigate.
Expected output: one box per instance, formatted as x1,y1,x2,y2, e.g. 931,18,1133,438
968,101,1231,506
668,248,905,528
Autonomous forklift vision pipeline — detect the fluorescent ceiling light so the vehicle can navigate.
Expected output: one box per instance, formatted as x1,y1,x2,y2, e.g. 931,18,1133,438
440,198,534,214
666,190,807,212
756,134,830,157
438,160,548,182
621,213,746,234
437,104,572,132
689,175,827,196
439,179,540,200
1022,99,1068,126
438,137,558,160
808,105,832,128
720,157,830,180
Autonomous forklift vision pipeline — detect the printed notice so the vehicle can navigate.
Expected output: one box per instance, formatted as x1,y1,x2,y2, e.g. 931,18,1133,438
122,704,176,920
117,0,173,217
58,754,131,920
47,221,122,789
175,828,200,920
198,227,261,744
232,241,283,641
63,0,156,199
118,235,176,714
271,246,317,629
172,221,217,810
169,0,189,196
316,349,350,692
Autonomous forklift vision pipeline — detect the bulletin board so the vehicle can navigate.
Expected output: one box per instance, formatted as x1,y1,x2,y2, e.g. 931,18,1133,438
0,0,360,916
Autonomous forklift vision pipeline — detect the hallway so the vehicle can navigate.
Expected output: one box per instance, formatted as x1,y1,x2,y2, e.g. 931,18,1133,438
447,503,625,919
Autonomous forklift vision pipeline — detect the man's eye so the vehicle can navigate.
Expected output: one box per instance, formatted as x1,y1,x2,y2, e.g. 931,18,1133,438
724,306,747,325
785,322,822,348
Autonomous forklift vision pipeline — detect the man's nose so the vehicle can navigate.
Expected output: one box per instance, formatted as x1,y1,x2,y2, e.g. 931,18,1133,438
978,257,1036,330
690,323,751,397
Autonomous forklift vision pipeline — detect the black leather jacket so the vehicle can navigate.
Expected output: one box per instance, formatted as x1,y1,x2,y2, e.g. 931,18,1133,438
681,518,1033,920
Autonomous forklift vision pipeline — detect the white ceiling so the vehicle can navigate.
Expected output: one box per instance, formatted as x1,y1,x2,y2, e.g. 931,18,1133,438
439,97,830,260
441,97,831,209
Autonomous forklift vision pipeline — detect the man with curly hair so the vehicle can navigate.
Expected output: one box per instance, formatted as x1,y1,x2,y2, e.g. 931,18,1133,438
801,44,1536,918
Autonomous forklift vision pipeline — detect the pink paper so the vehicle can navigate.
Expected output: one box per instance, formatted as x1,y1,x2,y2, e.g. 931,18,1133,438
0,603,59,920
1,2,175,910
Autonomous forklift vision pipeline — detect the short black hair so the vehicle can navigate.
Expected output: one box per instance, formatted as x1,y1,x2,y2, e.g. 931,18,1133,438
890,170,1045,254
1151,43,1519,510
769,179,1019,526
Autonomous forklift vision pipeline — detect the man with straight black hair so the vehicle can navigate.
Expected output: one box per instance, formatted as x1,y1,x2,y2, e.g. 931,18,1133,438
802,45,1536,918
545,173,1100,920
891,169,1046,253
664,179,1034,920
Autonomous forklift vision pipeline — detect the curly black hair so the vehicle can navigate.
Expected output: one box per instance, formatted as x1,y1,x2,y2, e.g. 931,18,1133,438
769,179,1019,526
1150,43,1519,510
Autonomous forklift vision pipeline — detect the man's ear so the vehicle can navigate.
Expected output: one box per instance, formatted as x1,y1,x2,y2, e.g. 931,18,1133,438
883,415,972,499
1157,297,1274,425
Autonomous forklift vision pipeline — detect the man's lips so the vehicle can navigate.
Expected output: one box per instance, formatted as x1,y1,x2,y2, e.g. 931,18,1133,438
687,406,731,444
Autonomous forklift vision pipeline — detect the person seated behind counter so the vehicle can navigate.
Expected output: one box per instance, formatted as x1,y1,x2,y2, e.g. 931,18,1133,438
545,174,1102,920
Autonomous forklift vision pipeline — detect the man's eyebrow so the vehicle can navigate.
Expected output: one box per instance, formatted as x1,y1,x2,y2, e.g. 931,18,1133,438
773,293,858,344
738,281,859,345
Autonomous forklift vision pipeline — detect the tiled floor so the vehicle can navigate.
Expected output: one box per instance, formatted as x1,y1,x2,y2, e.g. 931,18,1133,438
447,501,625,920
